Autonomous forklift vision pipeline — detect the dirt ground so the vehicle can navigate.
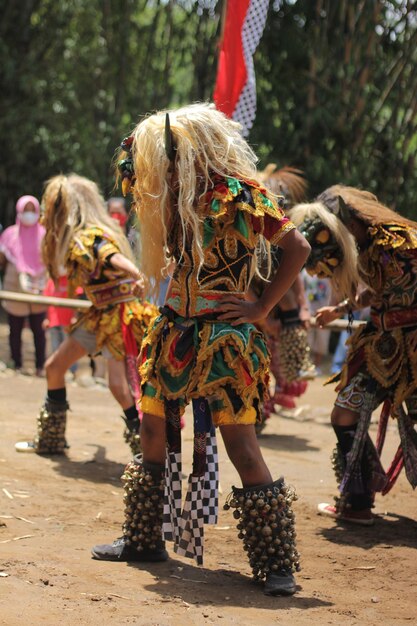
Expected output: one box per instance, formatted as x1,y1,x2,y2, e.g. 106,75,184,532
0,321,416,626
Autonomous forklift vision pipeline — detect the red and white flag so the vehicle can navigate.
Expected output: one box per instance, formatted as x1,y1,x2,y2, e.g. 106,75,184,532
213,0,269,136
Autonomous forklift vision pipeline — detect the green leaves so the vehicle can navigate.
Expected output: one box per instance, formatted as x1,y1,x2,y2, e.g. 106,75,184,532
0,0,416,228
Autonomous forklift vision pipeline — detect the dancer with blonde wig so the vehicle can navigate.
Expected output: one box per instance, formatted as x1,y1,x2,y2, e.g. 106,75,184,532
15,174,157,456
291,185,417,525
92,104,311,596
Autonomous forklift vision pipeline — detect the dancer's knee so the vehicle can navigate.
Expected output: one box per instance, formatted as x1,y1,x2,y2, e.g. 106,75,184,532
331,405,358,427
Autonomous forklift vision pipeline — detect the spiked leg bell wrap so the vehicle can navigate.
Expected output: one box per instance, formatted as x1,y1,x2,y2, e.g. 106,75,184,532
225,478,300,581
122,456,165,554
122,419,142,457
34,399,69,454
331,444,348,512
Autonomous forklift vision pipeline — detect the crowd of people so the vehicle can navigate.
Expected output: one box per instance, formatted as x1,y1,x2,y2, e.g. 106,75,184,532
1,102,416,597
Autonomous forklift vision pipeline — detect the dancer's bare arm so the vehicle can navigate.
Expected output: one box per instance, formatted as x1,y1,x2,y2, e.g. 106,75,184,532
217,229,311,325
109,253,145,298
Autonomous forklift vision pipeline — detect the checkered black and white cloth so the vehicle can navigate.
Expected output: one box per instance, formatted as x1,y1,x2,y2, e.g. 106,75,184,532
162,400,219,565
234,0,269,136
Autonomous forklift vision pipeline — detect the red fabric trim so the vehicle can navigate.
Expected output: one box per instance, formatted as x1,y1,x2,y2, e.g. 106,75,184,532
120,304,141,411
381,446,404,495
213,0,250,116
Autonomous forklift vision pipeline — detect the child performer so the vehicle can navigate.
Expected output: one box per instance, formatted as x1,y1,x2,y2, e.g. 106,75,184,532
15,174,157,456
92,104,311,597
291,186,417,525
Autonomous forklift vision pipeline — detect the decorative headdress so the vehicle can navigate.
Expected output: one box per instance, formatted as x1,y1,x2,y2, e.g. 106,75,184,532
118,135,135,196
118,114,176,197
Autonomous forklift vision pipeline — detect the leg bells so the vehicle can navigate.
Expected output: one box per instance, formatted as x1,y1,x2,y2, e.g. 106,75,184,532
15,398,69,455
225,477,300,596
122,416,142,457
92,455,168,562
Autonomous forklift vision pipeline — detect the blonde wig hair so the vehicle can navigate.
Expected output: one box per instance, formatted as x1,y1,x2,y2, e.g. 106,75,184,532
127,103,269,297
42,174,134,281
290,201,362,301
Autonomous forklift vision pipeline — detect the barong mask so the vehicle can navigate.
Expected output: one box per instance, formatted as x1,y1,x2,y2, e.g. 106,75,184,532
316,191,352,226
298,217,343,278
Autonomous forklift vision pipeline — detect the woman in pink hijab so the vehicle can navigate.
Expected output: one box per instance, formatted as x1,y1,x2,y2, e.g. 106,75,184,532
0,195,47,375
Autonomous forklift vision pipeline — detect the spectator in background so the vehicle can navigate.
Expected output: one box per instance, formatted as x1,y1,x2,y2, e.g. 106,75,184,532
43,270,79,379
303,269,331,373
0,196,47,375
108,197,128,233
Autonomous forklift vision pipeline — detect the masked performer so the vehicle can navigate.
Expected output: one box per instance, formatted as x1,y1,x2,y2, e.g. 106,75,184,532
254,166,315,431
291,185,417,525
15,174,157,456
91,104,310,596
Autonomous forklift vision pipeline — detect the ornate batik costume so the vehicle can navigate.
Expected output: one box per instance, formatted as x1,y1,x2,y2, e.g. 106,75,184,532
92,106,306,597
22,226,157,457
138,175,295,563
67,225,156,366
333,223,417,499
292,187,417,521
140,176,294,422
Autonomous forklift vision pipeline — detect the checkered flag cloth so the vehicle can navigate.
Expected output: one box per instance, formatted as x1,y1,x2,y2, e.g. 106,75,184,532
203,432,219,525
162,399,183,543
163,450,183,544
234,0,269,135
174,474,206,564
214,0,270,136
162,398,219,564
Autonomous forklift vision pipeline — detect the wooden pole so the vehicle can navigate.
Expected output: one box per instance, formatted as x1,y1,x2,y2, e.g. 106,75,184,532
0,290,91,309
0,289,363,330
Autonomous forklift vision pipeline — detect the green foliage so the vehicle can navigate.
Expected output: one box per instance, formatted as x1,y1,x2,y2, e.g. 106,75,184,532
253,0,417,217
0,0,416,227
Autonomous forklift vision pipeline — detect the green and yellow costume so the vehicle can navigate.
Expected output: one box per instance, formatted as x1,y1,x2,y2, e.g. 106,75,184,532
140,176,295,425
66,226,157,360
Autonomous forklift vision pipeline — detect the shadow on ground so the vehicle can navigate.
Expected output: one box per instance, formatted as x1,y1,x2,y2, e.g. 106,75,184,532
120,556,333,610
49,444,126,484
318,511,417,550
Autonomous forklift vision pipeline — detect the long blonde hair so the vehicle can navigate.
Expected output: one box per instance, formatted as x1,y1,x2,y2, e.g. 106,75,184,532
128,103,266,297
290,201,362,301
42,174,133,281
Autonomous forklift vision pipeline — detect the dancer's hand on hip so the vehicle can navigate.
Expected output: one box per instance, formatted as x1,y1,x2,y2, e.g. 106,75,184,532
217,295,267,326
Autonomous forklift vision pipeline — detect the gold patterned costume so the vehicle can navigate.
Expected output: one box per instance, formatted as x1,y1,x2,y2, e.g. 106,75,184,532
140,176,295,425
67,226,157,360
335,223,417,416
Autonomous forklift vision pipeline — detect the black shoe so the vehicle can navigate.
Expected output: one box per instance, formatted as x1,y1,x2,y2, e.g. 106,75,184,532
91,537,168,562
264,570,296,596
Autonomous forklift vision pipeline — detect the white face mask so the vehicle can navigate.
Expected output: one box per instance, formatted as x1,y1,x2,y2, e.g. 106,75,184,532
19,212,39,227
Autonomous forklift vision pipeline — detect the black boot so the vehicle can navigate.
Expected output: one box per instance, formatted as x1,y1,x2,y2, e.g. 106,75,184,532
318,426,374,525
92,456,168,562
332,425,373,514
122,415,142,456
15,398,69,455
225,478,300,596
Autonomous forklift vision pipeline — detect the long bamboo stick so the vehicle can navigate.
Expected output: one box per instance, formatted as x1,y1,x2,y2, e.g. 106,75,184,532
0,289,363,330
0,290,91,309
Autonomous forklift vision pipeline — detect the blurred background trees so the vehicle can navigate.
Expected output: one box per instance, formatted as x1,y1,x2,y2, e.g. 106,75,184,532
1,0,416,226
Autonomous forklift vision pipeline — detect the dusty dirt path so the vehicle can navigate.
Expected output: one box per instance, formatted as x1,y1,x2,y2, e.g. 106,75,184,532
0,324,416,626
